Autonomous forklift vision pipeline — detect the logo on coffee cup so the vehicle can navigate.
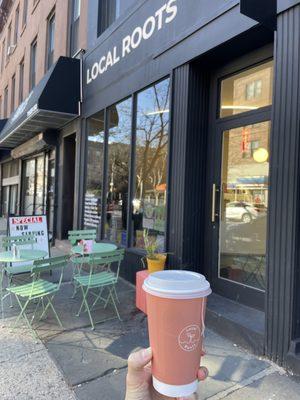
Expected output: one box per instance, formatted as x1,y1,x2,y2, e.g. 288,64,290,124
178,325,201,352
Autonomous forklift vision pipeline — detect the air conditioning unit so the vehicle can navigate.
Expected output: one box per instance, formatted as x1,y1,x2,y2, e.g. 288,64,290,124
7,44,16,56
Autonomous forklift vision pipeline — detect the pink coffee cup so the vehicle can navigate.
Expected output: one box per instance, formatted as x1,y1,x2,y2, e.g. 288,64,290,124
143,270,211,398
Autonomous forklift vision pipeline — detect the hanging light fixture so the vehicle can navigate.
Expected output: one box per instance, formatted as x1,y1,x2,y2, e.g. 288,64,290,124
253,147,269,163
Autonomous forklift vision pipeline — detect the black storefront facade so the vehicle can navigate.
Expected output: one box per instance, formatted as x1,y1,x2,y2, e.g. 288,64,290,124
77,0,300,373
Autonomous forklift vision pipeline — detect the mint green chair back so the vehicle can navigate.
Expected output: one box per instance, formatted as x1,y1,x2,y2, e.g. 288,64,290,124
2,234,37,250
68,229,97,245
89,249,125,280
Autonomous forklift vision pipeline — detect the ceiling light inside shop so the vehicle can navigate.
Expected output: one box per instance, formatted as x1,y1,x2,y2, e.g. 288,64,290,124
253,148,269,163
221,105,259,111
146,109,170,115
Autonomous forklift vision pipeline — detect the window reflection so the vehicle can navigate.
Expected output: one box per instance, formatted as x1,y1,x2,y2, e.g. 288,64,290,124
84,110,105,231
219,121,270,290
133,78,170,250
24,159,35,215
220,61,273,118
105,98,132,245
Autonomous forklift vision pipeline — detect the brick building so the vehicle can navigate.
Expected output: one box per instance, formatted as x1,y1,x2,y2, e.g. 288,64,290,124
0,0,87,236
0,0,87,119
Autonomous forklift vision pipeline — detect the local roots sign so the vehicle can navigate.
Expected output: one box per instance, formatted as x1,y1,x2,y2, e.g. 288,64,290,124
86,0,178,85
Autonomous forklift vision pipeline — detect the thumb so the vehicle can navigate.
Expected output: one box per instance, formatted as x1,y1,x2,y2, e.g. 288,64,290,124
128,347,152,372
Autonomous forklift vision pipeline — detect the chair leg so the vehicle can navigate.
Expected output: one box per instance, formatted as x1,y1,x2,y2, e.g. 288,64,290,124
113,286,120,303
90,287,104,310
105,286,121,321
11,297,38,339
8,276,13,308
46,296,63,328
78,286,95,330
109,287,122,321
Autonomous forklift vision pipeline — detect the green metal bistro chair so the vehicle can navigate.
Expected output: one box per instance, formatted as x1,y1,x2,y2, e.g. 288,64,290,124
7,255,69,338
74,248,125,330
2,235,38,307
68,229,97,246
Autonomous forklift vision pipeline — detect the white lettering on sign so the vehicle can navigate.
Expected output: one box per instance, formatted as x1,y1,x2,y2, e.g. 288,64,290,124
86,0,178,85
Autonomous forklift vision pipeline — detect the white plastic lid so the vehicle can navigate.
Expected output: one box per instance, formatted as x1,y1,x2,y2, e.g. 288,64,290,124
143,270,212,299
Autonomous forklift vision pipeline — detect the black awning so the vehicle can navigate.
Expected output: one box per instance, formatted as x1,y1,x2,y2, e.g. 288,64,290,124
0,56,80,148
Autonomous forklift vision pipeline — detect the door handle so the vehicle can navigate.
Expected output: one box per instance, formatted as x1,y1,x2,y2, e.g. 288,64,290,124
211,184,219,223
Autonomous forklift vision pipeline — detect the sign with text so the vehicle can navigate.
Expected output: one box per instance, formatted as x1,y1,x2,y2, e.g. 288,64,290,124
9,216,50,264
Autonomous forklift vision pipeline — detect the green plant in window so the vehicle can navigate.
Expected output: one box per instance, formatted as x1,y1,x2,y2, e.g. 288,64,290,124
143,229,159,260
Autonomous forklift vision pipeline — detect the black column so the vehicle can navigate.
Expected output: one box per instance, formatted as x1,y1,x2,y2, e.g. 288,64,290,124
266,5,300,365
168,64,209,271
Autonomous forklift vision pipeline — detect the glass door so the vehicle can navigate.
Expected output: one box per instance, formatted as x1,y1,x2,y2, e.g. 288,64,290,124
209,58,273,309
219,122,270,291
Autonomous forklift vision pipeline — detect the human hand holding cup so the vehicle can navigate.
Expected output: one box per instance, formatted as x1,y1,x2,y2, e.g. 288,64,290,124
142,270,211,398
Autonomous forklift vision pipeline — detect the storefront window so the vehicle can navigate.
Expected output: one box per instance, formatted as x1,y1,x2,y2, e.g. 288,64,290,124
1,160,20,217
84,110,105,231
219,121,270,290
105,98,132,245
35,156,45,215
24,159,35,215
220,61,273,118
133,78,170,250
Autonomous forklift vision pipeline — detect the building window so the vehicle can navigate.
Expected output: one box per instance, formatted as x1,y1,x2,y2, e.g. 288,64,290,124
22,154,49,216
11,74,16,113
22,0,28,26
98,0,120,36
7,23,12,57
84,110,105,230
3,86,8,118
70,0,81,56
2,39,5,69
220,60,273,118
83,78,170,249
30,37,37,90
0,42,3,73
104,98,132,245
0,96,2,118
19,59,24,103
1,160,20,217
245,80,262,100
14,6,19,44
46,11,55,70
133,78,170,250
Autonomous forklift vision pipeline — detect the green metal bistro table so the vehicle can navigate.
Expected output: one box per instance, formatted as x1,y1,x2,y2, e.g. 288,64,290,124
0,249,48,318
71,242,118,255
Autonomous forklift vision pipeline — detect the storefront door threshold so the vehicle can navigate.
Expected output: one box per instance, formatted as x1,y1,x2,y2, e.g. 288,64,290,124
206,293,265,356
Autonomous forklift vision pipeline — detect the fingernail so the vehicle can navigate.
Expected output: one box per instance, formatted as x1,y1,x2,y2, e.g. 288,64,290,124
142,347,152,360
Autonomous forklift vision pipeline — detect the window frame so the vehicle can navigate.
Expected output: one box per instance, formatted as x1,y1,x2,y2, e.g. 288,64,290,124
3,86,8,118
45,9,55,71
14,5,20,45
22,0,28,27
29,36,37,90
97,0,120,37
11,74,16,113
82,76,171,252
19,58,24,104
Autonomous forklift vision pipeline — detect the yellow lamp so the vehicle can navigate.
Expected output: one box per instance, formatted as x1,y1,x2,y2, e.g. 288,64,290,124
253,148,269,163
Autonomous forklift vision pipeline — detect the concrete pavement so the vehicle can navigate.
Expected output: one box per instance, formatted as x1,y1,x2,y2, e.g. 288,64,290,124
1,245,300,399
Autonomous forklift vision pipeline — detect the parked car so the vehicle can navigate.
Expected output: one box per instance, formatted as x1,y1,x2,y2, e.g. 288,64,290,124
225,201,259,223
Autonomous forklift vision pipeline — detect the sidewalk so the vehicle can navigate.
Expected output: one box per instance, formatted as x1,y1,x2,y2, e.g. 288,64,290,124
1,252,300,399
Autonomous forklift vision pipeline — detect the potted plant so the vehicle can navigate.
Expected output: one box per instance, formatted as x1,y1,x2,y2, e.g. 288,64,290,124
142,229,167,273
